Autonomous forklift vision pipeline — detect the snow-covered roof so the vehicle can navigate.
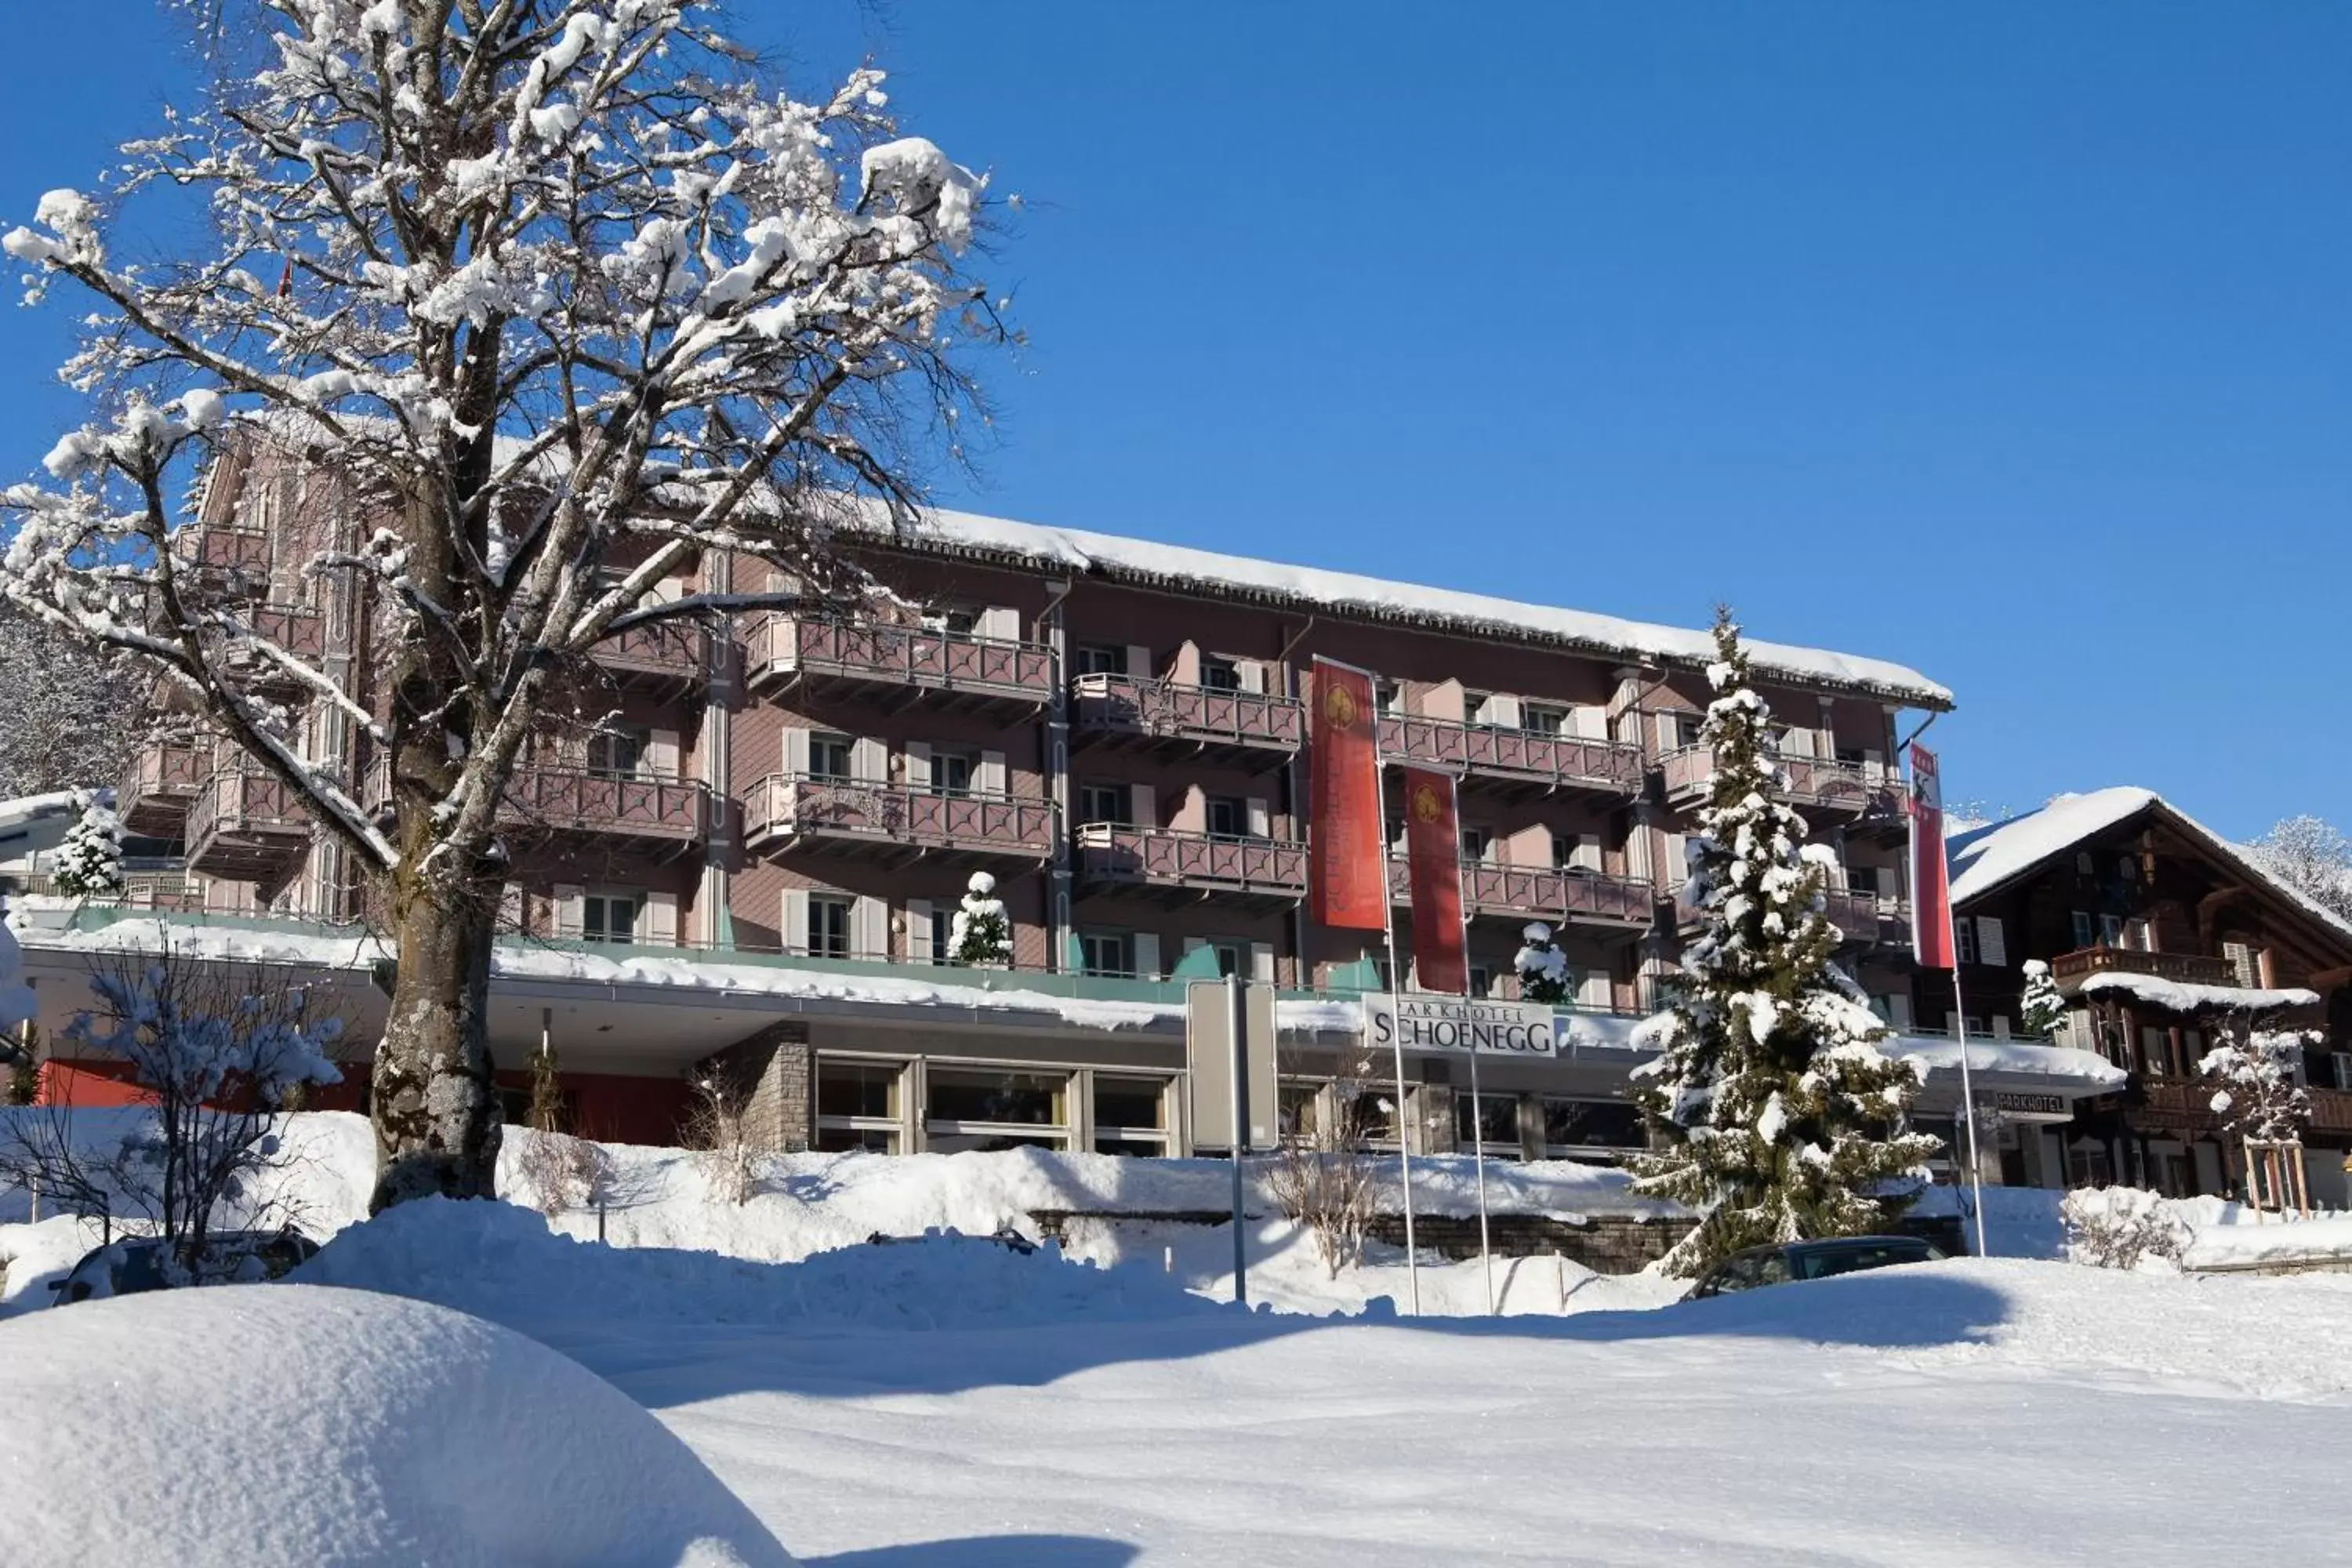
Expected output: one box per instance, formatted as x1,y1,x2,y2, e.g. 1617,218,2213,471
863,506,1954,710
1893,1036,2126,1092
1947,788,2352,949
2074,971,2321,1015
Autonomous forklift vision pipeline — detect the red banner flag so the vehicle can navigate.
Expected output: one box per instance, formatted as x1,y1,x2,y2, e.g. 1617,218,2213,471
1308,656,1387,931
1909,742,1956,970
1399,764,1468,994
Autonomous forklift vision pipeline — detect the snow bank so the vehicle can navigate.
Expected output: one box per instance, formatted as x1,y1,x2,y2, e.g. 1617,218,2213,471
2182,1214,2352,1272
0,1283,794,1567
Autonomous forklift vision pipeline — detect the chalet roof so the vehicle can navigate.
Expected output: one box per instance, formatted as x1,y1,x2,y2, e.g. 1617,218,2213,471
858,505,1955,710
1947,788,2352,950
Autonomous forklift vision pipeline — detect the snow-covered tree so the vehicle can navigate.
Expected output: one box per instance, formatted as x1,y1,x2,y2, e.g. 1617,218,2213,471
949,870,1011,966
48,790,125,899
1630,609,1941,1276
2018,959,2066,1041
0,606,147,800
2200,1017,2314,1144
1512,921,1570,1005
2253,815,2352,920
0,3,1007,1208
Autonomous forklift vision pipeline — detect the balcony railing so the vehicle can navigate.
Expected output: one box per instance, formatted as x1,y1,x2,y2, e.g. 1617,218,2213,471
744,775,1053,860
591,622,708,685
1388,857,1656,927
2050,947,2233,986
1072,674,1305,755
1821,888,1913,949
185,764,309,878
118,743,211,835
1660,746,1899,818
744,615,1054,706
499,768,710,844
183,524,271,576
1076,824,1308,898
1377,714,1644,796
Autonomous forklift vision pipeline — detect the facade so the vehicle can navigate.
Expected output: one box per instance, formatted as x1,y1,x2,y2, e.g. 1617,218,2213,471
1927,789,2352,1206
21,428,2122,1173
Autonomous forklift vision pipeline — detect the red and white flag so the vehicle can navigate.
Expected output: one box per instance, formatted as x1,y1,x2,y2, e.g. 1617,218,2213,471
1399,764,1468,994
1308,656,1387,932
1909,742,1956,970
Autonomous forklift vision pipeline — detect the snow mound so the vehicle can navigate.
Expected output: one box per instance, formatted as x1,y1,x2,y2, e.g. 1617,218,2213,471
294,1196,1229,1334
0,1283,794,1568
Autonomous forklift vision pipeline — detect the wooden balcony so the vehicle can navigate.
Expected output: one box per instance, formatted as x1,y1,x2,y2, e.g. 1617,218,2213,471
498,768,711,851
743,775,1053,865
184,764,310,882
2123,1080,2352,1138
1377,715,1643,799
182,524,271,578
1071,674,1305,762
1388,857,1656,929
2051,947,2233,987
1076,824,1308,906
744,615,1053,713
1821,888,1913,950
590,622,709,691
1660,746,1901,822
118,743,210,837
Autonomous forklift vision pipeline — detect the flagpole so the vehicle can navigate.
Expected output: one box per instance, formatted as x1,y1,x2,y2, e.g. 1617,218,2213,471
1450,777,1494,1316
1948,955,1989,1259
1911,742,1989,1261
1372,753,1422,1317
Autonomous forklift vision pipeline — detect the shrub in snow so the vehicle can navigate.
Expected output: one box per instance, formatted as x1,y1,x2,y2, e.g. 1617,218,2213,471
0,943,345,1271
1267,1051,1388,1279
950,870,1012,966
1630,610,1940,1277
515,1127,619,1220
2061,1187,2187,1270
46,790,122,899
2200,1018,2314,1145
2018,960,2066,1041
684,1069,762,1207
1513,923,1570,1006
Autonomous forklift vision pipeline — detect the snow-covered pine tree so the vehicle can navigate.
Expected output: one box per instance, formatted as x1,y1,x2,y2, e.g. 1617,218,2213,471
47,791,125,899
1513,922,1570,1005
2017,959,2066,1041
0,3,1007,1209
1630,608,1942,1276
949,871,1011,966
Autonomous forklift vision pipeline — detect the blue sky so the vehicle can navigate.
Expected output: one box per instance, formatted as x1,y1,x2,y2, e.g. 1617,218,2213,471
0,4,2343,838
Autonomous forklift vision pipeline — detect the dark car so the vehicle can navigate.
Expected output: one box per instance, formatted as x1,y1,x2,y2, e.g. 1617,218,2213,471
1686,1235,1945,1301
48,1229,321,1306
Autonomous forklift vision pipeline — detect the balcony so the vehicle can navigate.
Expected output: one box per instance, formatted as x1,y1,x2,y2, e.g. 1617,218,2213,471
2050,947,2232,987
498,768,711,851
1071,674,1304,763
590,622,709,691
1377,715,1644,799
1660,746,1902,823
1821,889,1913,950
744,775,1053,865
745,614,1053,713
182,524,271,579
118,743,211,837
1076,824,1308,907
184,764,310,881
1388,857,1656,930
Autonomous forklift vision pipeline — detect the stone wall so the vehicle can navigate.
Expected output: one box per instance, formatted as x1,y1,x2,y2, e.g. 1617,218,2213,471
1029,1207,1694,1276
701,1020,812,1152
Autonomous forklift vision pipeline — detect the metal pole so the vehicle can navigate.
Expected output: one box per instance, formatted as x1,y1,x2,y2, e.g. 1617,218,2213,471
1467,1033,1494,1315
1227,971,1248,1307
1372,759,1422,1316
1948,955,1989,1259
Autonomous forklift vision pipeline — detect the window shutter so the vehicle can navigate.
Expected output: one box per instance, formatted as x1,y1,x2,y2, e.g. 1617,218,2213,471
1862,748,1886,782
1573,834,1603,873
1481,694,1522,730
978,605,1019,641
1577,971,1612,1010
906,898,934,962
1236,660,1265,695
1976,916,2008,968
978,750,1007,798
1250,941,1276,982
554,884,584,941
2223,942,2262,988
782,727,811,778
644,891,679,946
902,741,931,791
850,737,887,782
851,897,888,960
1126,644,1152,681
648,728,681,779
1182,935,1208,956
1131,782,1156,829
1133,931,1160,981
1628,823,1653,881
1572,705,1610,740
1780,727,1817,758
1888,993,1913,1029
1991,1014,2012,1041
1655,713,1679,752
498,884,523,933
780,888,810,953
1246,797,1272,840
1661,833,1689,888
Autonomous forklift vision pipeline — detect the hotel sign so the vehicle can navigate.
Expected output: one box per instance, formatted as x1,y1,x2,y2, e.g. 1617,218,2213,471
1363,993,1559,1058
1987,1091,2071,1123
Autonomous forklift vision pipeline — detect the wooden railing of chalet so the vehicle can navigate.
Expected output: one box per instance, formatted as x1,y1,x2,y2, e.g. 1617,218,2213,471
746,614,1054,702
2050,947,2234,986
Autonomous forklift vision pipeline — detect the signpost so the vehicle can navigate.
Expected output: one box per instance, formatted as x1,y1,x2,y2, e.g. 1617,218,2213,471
1186,978,1277,1305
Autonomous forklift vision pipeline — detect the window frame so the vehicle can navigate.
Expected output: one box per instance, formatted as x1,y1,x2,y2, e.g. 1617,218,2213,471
814,1054,906,1154
581,886,644,946
807,731,854,782
806,893,854,959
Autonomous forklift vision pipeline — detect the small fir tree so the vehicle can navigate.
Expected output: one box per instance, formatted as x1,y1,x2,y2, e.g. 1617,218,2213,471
1630,609,1942,1276
949,872,1012,966
48,791,123,899
1513,922,1571,1005
2018,960,2067,1041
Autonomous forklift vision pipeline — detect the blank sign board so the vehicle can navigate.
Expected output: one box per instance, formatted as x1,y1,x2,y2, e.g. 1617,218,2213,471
1185,980,1279,1152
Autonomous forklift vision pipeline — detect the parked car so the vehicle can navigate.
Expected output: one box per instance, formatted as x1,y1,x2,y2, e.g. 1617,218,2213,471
1685,1235,1945,1301
48,1229,321,1306
864,1225,1038,1256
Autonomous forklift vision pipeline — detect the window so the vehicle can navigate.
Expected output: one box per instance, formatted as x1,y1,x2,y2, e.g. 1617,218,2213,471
1973,916,2007,967
927,904,953,964
815,1058,903,1154
1374,680,1403,716
1523,703,1569,736
931,750,976,797
1078,782,1129,826
1073,644,1127,677
2099,913,2123,947
583,889,641,945
1080,930,1135,978
2332,1054,2352,1092
1956,919,1977,966
1541,1098,1644,1158
586,724,648,780
1279,1081,1323,1140
808,732,853,782
924,1066,1069,1152
1660,712,1701,750
806,895,852,958
2071,910,2096,949
1206,794,1248,838
2074,851,2096,876
2140,1026,2172,1077
1455,1091,1519,1156
2067,1142,2115,1188
2223,941,2263,989
1459,826,1491,861
1094,1076,1169,1156
1206,939,1246,978
920,605,979,636
1467,964,1492,999
2122,918,2151,953
1199,655,1240,691
2118,856,2139,883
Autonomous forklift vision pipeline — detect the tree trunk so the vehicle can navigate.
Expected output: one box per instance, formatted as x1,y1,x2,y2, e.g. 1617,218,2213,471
368,877,503,1210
